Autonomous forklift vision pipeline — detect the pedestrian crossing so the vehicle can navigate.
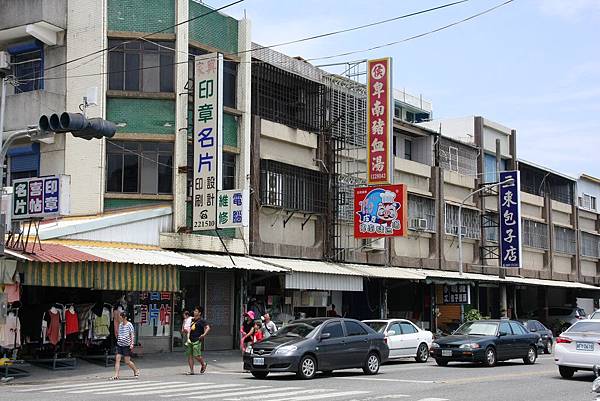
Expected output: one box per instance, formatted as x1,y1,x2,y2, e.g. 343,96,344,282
10,379,449,401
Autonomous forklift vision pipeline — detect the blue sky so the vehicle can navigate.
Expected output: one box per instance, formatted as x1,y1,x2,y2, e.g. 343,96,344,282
218,0,600,178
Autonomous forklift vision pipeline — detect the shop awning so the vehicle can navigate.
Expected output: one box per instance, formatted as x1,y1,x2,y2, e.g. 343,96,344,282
344,264,425,281
180,253,287,273
422,269,500,284
505,276,600,290
256,257,364,292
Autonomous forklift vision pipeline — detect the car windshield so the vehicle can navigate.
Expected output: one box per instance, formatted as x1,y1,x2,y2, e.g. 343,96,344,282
454,321,498,336
590,311,600,320
567,321,600,333
272,322,323,338
363,322,387,333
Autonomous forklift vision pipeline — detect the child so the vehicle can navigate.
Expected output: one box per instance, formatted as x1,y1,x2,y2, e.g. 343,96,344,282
253,320,264,343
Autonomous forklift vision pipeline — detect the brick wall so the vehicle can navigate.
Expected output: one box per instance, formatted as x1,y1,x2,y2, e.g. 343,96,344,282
107,98,176,135
107,0,175,33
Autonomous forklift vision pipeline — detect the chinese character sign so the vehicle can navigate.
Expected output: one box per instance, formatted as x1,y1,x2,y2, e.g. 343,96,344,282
354,184,407,238
193,53,223,231
367,58,393,184
499,170,522,268
217,189,248,228
443,284,470,304
12,175,70,220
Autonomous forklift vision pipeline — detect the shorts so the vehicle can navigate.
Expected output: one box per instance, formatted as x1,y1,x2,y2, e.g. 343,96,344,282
116,345,132,357
185,340,203,357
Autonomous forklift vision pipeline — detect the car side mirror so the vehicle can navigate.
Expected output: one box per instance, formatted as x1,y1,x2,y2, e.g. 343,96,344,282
386,330,396,336
320,332,331,341
498,331,509,337
530,328,537,332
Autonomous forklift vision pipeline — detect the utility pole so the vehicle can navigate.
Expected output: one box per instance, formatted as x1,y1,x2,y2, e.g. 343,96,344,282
0,75,8,255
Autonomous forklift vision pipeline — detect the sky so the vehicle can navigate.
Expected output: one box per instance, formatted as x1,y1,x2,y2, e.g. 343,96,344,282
214,0,600,178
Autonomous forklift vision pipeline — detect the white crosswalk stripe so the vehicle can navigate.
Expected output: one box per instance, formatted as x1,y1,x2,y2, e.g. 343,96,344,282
186,386,284,400
225,388,339,401
17,380,161,392
122,383,243,396
268,390,371,401
67,380,185,394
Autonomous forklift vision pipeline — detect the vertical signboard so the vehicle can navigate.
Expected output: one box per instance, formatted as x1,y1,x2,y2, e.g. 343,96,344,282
193,53,223,231
12,175,70,220
354,184,407,238
367,57,393,185
499,170,522,268
217,189,249,228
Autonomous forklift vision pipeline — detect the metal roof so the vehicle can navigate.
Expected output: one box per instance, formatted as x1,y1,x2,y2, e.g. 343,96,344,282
256,257,364,276
507,276,600,290
344,264,425,281
5,243,107,263
69,245,192,266
181,253,287,272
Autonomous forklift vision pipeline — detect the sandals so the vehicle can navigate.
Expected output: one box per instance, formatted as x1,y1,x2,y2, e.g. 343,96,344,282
134,369,140,378
110,376,119,381
200,363,207,374
186,371,195,375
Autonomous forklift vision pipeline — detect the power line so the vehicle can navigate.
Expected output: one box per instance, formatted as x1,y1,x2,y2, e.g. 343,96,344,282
310,0,515,63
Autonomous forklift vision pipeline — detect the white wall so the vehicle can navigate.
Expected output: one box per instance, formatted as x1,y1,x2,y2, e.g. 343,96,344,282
418,116,475,144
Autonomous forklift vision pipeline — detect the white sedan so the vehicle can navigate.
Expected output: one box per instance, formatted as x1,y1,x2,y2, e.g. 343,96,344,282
555,320,600,379
363,319,433,362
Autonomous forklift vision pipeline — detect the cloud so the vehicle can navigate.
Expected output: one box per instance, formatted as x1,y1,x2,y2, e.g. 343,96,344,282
537,0,600,19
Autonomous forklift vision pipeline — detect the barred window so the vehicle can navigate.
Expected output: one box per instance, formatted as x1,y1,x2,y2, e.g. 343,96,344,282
483,213,498,242
522,219,548,249
408,195,436,232
579,194,597,212
260,160,326,214
554,226,576,254
445,203,480,239
581,232,600,258
439,138,477,176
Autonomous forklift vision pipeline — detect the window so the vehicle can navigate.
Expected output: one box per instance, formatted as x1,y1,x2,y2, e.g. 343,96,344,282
554,226,576,254
439,138,478,176
406,111,415,123
404,139,412,161
188,47,237,109
509,322,527,335
9,43,43,92
448,147,458,172
399,322,417,334
483,153,508,183
222,152,236,190
522,219,548,249
579,194,597,211
483,213,498,242
581,232,600,258
345,321,367,336
393,136,397,157
260,159,326,214
388,323,402,335
445,203,480,239
106,141,173,194
108,40,174,92
322,322,344,339
408,194,436,232
498,322,512,335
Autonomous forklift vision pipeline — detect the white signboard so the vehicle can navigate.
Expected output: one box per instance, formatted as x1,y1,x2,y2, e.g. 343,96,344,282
12,175,70,220
193,53,223,231
217,189,249,228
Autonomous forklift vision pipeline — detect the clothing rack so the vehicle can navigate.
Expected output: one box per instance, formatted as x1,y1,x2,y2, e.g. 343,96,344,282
29,352,77,371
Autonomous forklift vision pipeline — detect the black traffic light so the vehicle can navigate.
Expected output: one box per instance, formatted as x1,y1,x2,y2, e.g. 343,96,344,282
39,112,116,140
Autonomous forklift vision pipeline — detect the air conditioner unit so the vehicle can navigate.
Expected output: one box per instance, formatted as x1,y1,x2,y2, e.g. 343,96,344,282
411,218,428,231
363,238,385,252
0,51,10,71
452,226,467,236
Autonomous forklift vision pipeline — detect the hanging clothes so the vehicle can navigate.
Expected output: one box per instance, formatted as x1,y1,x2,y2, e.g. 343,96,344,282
46,309,61,346
4,274,20,303
93,308,110,339
65,308,79,336
1,312,21,349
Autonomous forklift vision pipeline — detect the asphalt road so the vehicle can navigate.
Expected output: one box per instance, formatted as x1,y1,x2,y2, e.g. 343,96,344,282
0,354,595,401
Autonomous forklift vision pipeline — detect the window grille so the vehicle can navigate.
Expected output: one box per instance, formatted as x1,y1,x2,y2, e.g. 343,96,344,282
579,194,597,211
581,231,600,258
520,164,574,205
11,48,44,92
445,203,480,239
439,138,477,176
259,160,326,214
408,194,436,232
554,225,576,254
522,219,548,249
483,213,499,242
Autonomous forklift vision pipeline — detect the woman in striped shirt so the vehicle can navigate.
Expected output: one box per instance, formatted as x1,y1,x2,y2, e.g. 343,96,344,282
112,312,140,380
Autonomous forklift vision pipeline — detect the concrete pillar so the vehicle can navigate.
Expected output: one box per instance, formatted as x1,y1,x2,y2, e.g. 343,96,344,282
500,284,508,318
238,18,252,252
173,0,189,232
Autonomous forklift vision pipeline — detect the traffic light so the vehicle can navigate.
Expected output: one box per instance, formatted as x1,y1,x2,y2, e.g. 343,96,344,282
39,112,116,140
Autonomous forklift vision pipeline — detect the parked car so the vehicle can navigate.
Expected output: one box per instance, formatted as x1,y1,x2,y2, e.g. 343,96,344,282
589,310,600,320
534,306,587,334
243,317,389,379
521,319,554,354
429,319,539,367
363,319,433,362
554,320,600,379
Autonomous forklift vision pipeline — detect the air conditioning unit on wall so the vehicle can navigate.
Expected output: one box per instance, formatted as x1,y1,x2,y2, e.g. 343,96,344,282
411,218,428,231
363,238,386,252
0,52,10,71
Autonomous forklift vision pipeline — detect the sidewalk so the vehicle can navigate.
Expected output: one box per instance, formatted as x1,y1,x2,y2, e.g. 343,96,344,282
2,350,244,384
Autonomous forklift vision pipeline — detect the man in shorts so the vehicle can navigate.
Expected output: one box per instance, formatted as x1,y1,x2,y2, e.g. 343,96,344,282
186,306,210,375
113,312,139,380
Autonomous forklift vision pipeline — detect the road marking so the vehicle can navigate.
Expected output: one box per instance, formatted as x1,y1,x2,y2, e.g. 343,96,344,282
186,385,274,399
362,395,411,399
267,390,370,401
336,376,436,384
225,389,334,401
125,383,243,396
416,398,449,401
93,381,213,395
440,369,556,385
17,380,161,392
67,381,185,394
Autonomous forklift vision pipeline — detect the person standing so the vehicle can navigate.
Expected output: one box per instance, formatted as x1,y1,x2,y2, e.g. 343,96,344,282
240,311,255,354
327,304,340,317
262,313,277,336
186,306,210,375
112,312,139,380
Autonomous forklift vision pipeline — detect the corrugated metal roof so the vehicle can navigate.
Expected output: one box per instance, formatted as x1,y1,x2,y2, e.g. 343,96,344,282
6,244,107,263
256,257,364,276
70,245,196,266
285,271,363,292
181,253,287,272
345,264,425,280
423,269,499,283
507,276,600,290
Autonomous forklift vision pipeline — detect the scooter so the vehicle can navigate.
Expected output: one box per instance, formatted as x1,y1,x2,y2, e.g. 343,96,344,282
592,365,600,399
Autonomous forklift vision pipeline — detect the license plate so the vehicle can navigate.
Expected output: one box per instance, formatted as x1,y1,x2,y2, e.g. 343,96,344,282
442,349,452,357
253,357,265,366
576,342,594,352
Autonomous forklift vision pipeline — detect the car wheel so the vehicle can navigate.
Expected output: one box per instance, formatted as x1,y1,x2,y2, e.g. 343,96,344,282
435,359,448,366
363,352,380,375
251,371,269,379
558,366,575,379
544,340,552,354
483,347,497,367
415,343,429,363
523,346,537,365
297,355,317,380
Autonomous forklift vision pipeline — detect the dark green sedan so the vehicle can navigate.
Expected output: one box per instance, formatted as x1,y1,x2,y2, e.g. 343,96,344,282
430,319,539,367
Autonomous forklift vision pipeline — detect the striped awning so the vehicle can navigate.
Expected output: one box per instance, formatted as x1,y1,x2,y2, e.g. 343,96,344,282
20,261,179,292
